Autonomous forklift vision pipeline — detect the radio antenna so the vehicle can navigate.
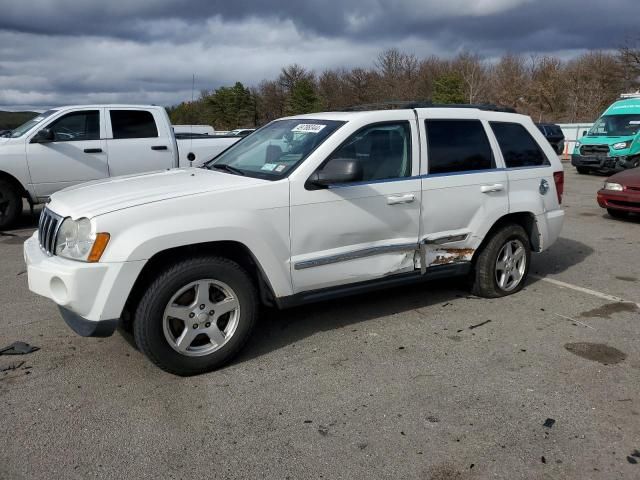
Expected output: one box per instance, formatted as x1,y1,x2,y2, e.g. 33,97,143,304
189,73,195,165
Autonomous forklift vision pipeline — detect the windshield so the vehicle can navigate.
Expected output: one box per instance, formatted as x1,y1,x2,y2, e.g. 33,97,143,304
588,114,640,137
206,119,345,179
9,110,57,138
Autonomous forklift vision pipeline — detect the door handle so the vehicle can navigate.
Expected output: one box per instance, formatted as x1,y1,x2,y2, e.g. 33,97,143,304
151,145,168,151
386,194,415,205
83,148,103,154
480,183,504,193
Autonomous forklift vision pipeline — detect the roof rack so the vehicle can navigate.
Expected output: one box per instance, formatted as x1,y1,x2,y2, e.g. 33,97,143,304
339,100,517,113
620,92,640,99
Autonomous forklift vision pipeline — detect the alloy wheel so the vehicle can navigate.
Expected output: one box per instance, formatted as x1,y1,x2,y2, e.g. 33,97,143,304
162,279,240,357
495,239,527,292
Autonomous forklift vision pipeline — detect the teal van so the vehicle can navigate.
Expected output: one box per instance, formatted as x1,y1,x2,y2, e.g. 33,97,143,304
572,94,640,174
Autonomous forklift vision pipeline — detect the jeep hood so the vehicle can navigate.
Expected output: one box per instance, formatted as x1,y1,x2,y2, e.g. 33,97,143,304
47,168,267,218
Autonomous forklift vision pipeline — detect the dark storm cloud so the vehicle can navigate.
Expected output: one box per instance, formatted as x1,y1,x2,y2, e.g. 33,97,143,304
1,0,636,50
0,0,637,109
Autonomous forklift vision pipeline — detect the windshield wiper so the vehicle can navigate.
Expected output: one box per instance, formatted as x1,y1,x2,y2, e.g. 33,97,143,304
210,163,246,176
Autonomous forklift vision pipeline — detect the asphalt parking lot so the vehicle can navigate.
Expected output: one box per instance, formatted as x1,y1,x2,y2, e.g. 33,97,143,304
1,167,639,480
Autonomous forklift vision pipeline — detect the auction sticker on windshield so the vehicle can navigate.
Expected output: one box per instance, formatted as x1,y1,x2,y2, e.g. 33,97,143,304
292,124,326,133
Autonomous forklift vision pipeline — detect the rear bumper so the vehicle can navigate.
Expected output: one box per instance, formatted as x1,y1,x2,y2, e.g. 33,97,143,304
571,154,634,171
537,209,564,251
597,189,640,213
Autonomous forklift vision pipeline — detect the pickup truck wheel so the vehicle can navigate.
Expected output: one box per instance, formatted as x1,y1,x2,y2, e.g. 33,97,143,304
134,256,258,376
576,167,590,175
0,180,22,230
470,224,531,298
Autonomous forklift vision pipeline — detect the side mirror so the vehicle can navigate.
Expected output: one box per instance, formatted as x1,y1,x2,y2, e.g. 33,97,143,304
582,130,587,137
31,128,54,144
308,158,363,188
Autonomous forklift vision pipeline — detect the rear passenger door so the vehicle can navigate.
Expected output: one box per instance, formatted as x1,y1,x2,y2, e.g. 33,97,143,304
417,112,509,267
106,109,174,177
488,120,556,220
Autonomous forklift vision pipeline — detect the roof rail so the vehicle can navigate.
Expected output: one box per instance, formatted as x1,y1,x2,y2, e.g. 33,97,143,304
620,92,640,99
339,100,517,113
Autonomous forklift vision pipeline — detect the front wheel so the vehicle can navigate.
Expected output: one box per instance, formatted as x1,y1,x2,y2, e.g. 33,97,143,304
134,256,258,376
0,180,22,230
470,224,531,298
576,166,590,175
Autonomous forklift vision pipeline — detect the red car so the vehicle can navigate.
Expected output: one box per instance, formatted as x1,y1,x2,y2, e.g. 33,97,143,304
597,167,640,218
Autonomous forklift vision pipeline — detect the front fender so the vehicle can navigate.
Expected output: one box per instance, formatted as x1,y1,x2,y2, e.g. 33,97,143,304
96,191,293,298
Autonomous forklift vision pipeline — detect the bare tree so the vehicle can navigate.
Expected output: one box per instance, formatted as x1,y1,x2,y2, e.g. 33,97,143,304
278,64,312,92
375,48,419,100
619,36,640,90
452,51,489,104
487,53,529,109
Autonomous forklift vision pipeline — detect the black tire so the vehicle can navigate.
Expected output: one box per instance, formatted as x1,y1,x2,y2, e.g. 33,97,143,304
607,208,629,219
576,166,590,175
133,256,258,376
0,180,22,230
470,224,531,298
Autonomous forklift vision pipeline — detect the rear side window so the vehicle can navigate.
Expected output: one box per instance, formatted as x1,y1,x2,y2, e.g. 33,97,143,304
425,120,494,174
110,110,158,139
491,122,550,168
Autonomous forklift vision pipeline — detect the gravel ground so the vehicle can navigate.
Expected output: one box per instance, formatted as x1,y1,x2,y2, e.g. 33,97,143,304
1,167,639,480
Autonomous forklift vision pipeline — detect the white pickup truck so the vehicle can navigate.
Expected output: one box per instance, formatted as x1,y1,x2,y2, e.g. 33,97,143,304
24,103,565,376
0,105,241,228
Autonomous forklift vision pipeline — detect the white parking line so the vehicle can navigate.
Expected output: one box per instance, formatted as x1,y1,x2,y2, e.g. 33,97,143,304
531,275,639,307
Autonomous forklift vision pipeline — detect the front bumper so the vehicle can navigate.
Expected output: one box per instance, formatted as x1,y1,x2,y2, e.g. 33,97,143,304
58,306,118,337
571,154,635,171
597,189,640,213
24,233,145,336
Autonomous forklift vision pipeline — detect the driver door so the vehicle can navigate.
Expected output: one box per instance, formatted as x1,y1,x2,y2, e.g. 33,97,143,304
290,117,421,293
25,109,108,200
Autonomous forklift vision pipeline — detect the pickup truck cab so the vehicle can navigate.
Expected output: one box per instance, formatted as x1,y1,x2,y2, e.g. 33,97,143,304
572,93,640,174
0,105,240,228
24,104,565,375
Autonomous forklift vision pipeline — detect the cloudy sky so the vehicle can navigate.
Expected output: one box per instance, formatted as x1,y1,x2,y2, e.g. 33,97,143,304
0,0,637,110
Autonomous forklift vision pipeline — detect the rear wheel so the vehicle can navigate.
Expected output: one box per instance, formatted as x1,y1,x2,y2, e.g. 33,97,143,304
470,224,531,298
134,256,258,376
0,180,22,230
576,166,590,175
607,208,629,219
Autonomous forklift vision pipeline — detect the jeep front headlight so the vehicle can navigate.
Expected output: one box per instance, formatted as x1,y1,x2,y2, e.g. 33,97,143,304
55,218,110,262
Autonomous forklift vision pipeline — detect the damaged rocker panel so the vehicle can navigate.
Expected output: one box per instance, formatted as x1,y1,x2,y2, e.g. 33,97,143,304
294,243,417,270
295,239,475,273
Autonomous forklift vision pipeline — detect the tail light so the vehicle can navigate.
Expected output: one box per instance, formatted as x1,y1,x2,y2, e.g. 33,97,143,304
553,171,564,204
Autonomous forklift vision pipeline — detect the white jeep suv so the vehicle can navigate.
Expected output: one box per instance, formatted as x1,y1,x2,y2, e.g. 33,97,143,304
24,104,565,375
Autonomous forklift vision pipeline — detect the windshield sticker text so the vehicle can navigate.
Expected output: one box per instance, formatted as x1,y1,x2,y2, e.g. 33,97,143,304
292,124,326,134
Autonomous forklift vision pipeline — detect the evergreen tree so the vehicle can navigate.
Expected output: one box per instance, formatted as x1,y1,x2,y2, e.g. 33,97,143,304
432,73,466,104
